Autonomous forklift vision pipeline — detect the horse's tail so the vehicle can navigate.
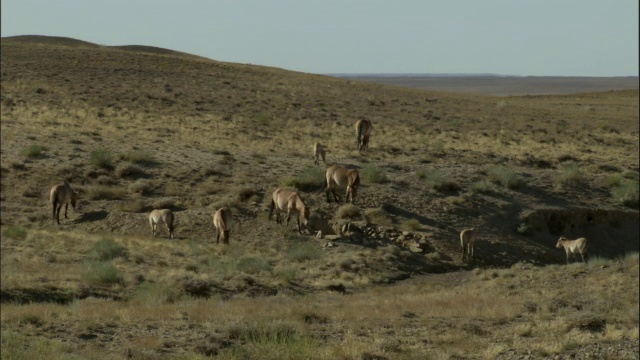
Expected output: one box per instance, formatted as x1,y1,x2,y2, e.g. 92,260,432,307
268,199,275,221
51,189,59,221
356,121,362,147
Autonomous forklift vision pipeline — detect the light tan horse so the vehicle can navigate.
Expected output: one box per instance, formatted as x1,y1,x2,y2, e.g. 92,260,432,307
269,188,310,234
50,181,78,225
556,236,589,264
213,207,232,244
355,118,373,151
149,209,174,239
325,165,360,204
313,142,327,165
460,228,477,262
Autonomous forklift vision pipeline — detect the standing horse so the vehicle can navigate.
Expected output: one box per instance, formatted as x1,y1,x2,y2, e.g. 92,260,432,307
313,142,327,165
556,236,589,264
325,165,360,204
460,228,477,263
50,181,78,225
149,209,175,239
269,188,310,234
213,207,232,244
355,119,373,151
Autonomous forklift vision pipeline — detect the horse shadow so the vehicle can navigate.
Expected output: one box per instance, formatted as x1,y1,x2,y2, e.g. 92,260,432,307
75,210,109,223
380,203,439,228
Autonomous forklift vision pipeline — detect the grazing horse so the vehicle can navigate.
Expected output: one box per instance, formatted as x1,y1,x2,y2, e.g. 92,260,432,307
460,228,477,262
50,181,78,225
325,165,360,204
149,209,175,239
269,188,310,234
556,236,589,264
213,207,232,244
355,118,373,151
313,142,327,165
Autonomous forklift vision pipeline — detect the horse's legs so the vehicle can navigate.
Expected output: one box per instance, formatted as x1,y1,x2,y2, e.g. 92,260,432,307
56,203,63,224
285,210,291,226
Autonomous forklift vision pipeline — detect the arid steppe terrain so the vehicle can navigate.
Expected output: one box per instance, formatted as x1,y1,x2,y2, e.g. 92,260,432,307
1,35,639,359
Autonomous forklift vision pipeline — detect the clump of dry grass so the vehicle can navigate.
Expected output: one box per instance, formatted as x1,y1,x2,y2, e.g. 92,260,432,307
89,149,113,169
487,165,525,189
128,179,153,195
365,208,392,226
335,204,362,220
424,170,460,192
556,162,584,187
85,185,127,200
115,162,146,178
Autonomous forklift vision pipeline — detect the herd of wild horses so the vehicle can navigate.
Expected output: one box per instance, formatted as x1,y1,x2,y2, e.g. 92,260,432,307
48,118,589,264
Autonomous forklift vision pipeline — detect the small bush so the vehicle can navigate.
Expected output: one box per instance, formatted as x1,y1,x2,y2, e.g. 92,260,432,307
287,241,322,263
86,185,126,200
361,166,388,184
131,282,180,306
21,145,44,158
152,198,176,210
283,167,325,192
2,225,27,240
365,208,393,226
118,198,147,213
403,218,422,231
424,170,460,192
90,149,113,169
128,179,153,195
115,162,146,178
275,267,299,284
87,238,128,261
81,261,123,286
487,166,524,189
336,204,362,220
1,330,73,360
472,180,495,194
612,180,639,208
556,163,584,186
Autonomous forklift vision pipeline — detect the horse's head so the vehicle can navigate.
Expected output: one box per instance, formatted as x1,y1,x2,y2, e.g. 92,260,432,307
556,236,566,248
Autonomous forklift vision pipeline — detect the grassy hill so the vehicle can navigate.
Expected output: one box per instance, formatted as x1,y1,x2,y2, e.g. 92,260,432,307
1,35,638,359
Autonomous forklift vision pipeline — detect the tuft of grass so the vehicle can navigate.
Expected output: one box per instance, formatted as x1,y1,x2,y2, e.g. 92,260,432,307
236,257,273,274
90,149,113,169
86,185,126,200
128,179,153,195
424,170,460,192
472,179,495,194
115,162,146,178
487,166,525,189
2,225,28,240
1,330,75,360
21,145,44,158
361,166,388,184
402,218,422,231
117,150,157,166
283,166,325,192
556,163,584,187
117,198,147,213
87,238,128,261
335,204,362,220
611,180,639,208
131,282,181,306
81,261,123,286
152,198,176,210
365,208,393,226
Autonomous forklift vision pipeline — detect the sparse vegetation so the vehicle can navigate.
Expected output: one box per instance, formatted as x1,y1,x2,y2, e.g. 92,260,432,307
87,237,128,261
424,170,460,192
21,144,44,158
612,179,639,208
556,162,584,187
487,165,525,189
361,165,388,184
335,204,362,220
2,225,27,240
283,166,325,192
90,149,113,169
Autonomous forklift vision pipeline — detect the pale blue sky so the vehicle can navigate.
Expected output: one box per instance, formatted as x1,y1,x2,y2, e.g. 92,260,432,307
2,0,638,76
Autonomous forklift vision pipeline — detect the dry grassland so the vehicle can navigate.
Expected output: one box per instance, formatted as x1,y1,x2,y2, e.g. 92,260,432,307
1,35,639,359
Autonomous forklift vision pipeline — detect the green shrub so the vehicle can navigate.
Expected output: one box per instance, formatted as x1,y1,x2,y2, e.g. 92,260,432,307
21,145,44,158
87,238,128,261
361,166,388,184
1,330,75,360
90,149,113,169
403,218,422,231
487,166,524,189
283,166,325,192
132,282,180,306
2,225,28,240
81,261,123,286
612,180,639,208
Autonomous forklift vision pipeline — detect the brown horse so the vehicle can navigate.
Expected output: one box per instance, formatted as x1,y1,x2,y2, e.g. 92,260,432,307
50,181,78,225
355,118,373,151
269,188,310,234
313,142,327,165
460,228,477,262
556,236,589,264
149,209,175,239
213,207,233,244
325,165,360,204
